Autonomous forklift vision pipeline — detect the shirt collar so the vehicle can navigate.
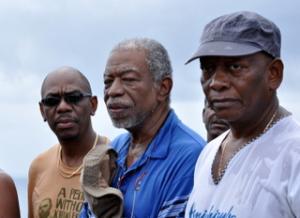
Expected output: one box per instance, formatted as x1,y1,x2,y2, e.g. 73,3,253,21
144,109,178,159
117,109,179,169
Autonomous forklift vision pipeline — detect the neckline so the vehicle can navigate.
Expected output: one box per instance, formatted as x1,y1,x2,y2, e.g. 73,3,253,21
56,134,99,178
211,111,289,185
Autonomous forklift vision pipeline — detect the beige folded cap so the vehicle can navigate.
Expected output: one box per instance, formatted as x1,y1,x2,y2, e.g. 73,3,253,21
81,144,123,218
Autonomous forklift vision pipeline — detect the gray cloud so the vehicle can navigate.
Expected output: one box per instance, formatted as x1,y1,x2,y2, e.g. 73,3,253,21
0,0,299,176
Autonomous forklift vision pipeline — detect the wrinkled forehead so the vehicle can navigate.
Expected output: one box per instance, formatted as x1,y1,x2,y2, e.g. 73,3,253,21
41,73,88,97
104,64,139,76
104,48,148,76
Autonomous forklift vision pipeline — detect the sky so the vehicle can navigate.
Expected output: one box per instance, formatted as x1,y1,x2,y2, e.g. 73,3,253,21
0,0,300,180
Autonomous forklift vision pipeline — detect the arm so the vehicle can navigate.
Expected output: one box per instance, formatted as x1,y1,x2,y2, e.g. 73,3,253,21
28,160,38,218
157,145,202,218
157,175,193,218
288,152,300,217
0,171,20,218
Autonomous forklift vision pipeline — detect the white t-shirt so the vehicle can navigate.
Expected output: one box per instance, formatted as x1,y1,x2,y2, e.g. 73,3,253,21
185,116,300,218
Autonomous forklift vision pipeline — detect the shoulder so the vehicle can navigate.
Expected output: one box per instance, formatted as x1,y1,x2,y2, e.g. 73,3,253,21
169,121,206,156
174,123,205,145
169,111,206,147
29,144,59,176
200,132,226,156
110,133,131,152
283,116,300,139
274,115,300,133
269,116,300,149
267,116,300,205
193,133,226,173
0,170,20,217
0,170,15,189
30,144,58,166
0,170,17,197
164,129,210,172
274,116,300,159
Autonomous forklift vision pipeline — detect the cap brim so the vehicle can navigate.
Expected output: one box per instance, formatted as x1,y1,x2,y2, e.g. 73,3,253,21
185,41,262,64
83,186,123,199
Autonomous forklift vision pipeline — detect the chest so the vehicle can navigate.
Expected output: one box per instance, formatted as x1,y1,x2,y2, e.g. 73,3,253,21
187,144,291,218
32,168,84,218
114,158,174,218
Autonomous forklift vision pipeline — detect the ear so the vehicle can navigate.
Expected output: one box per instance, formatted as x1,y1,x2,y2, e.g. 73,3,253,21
267,58,284,91
156,76,173,102
90,96,98,116
39,102,47,122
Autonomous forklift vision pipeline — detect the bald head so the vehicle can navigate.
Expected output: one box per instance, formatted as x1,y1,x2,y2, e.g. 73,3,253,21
41,66,92,97
39,66,98,142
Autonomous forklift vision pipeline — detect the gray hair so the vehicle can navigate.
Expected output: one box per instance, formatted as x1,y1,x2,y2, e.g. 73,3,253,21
110,38,173,83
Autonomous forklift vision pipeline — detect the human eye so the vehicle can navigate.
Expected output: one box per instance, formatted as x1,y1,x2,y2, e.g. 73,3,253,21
65,92,83,104
104,78,113,88
122,77,136,82
201,64,215,80
41,95,60,107
228,63,243,71
122,74,139,85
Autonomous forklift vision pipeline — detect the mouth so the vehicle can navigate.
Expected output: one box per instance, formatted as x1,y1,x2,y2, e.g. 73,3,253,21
210,98,239,110
210,120,229,131
55,117,76,129
107,103,131,116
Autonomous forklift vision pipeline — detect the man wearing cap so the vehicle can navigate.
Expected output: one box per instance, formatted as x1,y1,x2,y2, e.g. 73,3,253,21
28,67,110,218
185,11,300,217
80,38,205,218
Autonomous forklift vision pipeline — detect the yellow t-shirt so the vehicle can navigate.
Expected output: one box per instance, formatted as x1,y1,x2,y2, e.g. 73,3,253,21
28,136,109,218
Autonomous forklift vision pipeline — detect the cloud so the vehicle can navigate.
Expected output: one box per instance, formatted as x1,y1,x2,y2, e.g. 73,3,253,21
0,65,206,178
0,0,299,178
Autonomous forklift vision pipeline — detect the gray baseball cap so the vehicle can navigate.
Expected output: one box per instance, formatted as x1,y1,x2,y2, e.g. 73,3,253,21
186,11,281,64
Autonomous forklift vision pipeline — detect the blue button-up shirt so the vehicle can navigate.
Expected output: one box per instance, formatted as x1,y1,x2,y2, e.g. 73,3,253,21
80,110,205,218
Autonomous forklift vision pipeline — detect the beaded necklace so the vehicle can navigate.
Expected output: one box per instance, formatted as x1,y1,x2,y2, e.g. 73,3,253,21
212,110,284,185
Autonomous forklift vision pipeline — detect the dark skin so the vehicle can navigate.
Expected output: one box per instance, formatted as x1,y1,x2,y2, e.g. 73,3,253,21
202,99,229,142
39,67,98,167
29,67,101,218
200,52,289,181
104,49,172,167
0,170,20,218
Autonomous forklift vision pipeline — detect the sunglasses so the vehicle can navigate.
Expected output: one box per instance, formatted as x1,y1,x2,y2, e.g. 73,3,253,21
41,92,92,107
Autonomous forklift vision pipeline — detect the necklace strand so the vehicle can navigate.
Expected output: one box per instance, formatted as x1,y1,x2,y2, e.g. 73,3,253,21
57,134,99,178
212,110,283,185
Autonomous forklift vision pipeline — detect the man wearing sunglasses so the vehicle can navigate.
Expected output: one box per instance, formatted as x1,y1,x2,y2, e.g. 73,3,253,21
80,38,206,218
28,66,109,218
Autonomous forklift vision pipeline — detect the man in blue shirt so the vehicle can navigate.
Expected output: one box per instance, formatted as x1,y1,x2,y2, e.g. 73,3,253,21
81,38,205,218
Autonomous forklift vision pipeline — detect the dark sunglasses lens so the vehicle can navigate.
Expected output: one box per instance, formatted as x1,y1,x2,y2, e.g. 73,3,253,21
42,97,61,107
42,92,90,107
65,93,84,104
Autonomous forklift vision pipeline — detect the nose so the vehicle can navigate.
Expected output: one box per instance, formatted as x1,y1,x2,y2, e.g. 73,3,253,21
104,78,125,99
56,97,72,113
209,67,230,91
